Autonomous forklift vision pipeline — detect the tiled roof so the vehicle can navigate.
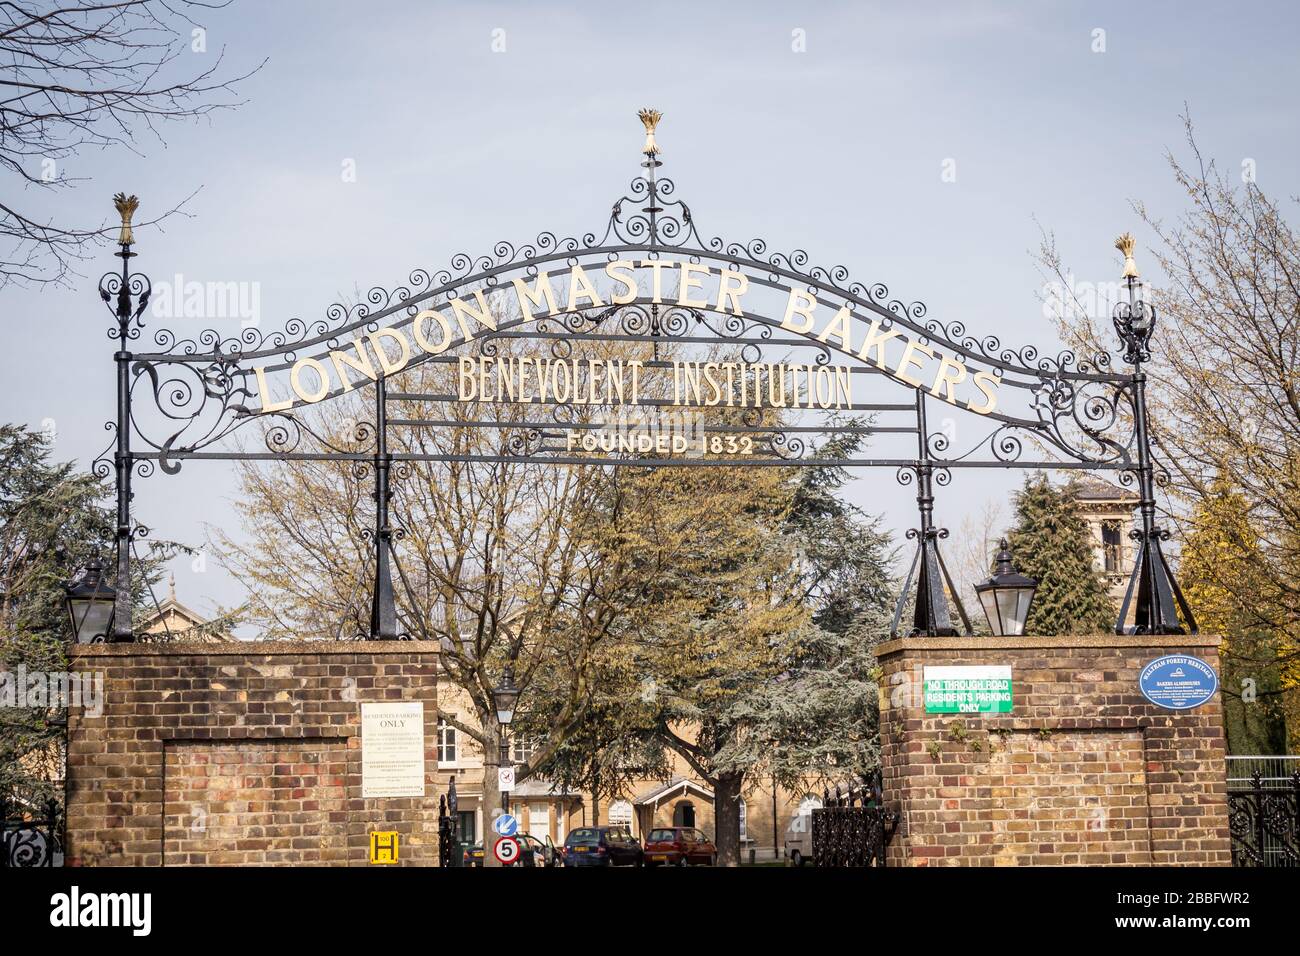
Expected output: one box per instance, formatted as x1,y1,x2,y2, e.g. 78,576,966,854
1071,477,1138,501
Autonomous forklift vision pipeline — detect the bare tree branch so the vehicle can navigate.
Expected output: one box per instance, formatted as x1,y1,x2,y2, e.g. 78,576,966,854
0,0,264,287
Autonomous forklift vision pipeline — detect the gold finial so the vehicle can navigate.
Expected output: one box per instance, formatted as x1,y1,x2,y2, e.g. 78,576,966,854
638,108,662,156
113,192,139,246
1115,232,1139,279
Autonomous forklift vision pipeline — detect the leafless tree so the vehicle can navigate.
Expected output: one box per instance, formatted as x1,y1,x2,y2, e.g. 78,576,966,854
1036,111,1300,661
948,496,1005,629
1,0,262,287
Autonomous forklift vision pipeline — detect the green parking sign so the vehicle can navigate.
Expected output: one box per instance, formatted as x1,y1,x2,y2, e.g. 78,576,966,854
923,665,1013,714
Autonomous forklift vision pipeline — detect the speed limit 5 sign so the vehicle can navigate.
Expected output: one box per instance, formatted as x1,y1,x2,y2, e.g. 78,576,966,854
493,836,521,864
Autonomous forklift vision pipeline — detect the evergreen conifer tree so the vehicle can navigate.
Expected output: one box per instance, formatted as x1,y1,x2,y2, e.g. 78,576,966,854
1006,473,1114,635
1,424,173,803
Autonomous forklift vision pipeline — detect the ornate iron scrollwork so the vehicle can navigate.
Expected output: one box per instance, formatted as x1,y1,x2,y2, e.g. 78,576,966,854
1228,770,1299,867
98,111,1189,643
1113,298,1156,365
1,798,62,868
98,269,151,338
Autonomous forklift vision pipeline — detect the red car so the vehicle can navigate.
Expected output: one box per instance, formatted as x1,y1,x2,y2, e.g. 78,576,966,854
643,827,717,866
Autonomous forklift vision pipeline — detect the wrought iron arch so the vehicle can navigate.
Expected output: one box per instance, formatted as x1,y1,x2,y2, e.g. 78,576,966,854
96,111,1194,643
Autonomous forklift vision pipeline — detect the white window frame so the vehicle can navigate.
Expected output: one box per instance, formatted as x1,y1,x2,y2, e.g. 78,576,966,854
437,717,459,768
528,804,551,840
511,736,537,765
608,799,634,829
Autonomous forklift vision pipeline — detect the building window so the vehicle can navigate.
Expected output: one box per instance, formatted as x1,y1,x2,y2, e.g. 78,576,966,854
511,736,537,765
528,805,551,839
608,799,633,829
739,800,748,842
437,718,457,766
1101,520,1123,573
456,810,476,844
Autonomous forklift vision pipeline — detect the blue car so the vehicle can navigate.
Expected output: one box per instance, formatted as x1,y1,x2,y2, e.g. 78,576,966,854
561,825,643,867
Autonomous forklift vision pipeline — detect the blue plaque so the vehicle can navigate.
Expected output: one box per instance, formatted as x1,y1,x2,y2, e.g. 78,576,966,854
1139,655,1218,710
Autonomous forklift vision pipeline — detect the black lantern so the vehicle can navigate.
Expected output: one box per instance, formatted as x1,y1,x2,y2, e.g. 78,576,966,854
492,665,519,727
63,555,118,644
974,540,1037,636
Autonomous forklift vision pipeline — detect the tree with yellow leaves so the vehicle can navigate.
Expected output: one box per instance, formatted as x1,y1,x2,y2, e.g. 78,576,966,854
1182,484,1292,752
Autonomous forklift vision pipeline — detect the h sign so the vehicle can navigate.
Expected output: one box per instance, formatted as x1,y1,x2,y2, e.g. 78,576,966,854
370,831,399,864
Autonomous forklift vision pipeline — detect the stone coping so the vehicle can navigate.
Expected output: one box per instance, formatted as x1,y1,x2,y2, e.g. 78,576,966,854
875,633,1221,658
70,635,1220,659
69,639,443,658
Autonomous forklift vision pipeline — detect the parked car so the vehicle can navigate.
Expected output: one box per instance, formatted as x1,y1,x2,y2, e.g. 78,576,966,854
643,826,717,866
784,811,815,866
560,825,643,867
462,832,559,867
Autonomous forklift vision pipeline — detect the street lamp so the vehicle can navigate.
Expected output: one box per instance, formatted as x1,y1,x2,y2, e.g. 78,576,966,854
63,555,119,644
974,540,1037,636
492,666,519,847
492,666,519,727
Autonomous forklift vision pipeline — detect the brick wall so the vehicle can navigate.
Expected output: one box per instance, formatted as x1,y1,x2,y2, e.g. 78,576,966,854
876,635,1232,867
162,738,351,865
67,641,441,866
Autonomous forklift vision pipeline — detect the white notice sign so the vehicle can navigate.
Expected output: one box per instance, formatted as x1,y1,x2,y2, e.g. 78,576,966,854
361,702,426,799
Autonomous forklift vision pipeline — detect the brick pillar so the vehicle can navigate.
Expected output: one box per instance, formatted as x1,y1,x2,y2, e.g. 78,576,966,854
66,641,441,866
876,635,1232,866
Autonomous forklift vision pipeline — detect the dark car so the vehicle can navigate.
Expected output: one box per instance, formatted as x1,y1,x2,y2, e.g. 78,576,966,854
561,825,643,867
643,826,717,866
462,832,558,867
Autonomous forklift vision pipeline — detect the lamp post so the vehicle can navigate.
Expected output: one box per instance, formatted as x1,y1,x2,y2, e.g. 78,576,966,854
492,666,519,851
974,540,1038,636
62,555,120,644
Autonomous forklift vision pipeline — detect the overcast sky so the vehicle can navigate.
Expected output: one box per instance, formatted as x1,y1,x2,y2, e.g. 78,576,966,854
3,0,1296,628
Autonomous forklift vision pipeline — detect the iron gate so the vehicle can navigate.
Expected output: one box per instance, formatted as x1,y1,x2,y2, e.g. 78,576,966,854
1,796,63,868
811,774,898,867
1228,769,1299,867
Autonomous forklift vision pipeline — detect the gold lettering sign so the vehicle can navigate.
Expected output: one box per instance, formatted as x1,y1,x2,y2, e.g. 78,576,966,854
251,260,1002,416
453,356,852,410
